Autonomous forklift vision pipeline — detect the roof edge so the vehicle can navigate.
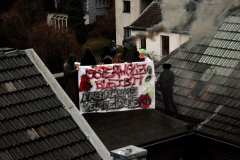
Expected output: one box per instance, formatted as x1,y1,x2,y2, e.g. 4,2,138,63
126,26,146,30
195,133,240,149
25,49,111,160
130,1,158,26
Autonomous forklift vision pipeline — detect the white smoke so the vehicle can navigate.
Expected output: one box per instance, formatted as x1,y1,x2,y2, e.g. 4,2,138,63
126,0,234,42
189,0,234,41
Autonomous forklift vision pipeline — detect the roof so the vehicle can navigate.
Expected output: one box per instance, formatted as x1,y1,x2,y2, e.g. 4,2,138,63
128,2,162,29
0,49,110,159
128,2,194,34
83,109,189,151
155,7,240,146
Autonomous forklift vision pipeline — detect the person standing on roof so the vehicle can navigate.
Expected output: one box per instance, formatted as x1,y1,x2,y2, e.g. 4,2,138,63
80,48,97,66
157,63,178,116
100,45,112,64
131,51,142,62
63,54,80,108
112,47,128,63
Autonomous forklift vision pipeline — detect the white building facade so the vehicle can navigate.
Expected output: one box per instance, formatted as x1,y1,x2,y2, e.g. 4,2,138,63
115,0,191,61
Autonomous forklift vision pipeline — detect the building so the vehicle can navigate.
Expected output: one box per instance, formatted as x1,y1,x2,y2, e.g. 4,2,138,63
115,0,192,61
52,0,112,25
0,48,111,159
154,4,240,159
82,2,240,159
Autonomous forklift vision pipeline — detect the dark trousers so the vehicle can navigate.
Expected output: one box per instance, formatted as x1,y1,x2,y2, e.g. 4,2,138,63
161,88,178,114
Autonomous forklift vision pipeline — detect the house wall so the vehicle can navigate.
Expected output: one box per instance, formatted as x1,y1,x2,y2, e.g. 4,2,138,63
116,0,141,46
132,30,190,60
84,0,109,24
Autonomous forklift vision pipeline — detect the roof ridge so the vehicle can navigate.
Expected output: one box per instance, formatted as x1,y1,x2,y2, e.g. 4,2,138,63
0,49,26,59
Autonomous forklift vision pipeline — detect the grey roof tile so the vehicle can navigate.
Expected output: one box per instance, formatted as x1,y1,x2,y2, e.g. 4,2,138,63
0,51,102,159
155,7,240,146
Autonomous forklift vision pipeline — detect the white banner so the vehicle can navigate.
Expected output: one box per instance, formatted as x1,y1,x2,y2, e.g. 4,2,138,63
78,61,155,113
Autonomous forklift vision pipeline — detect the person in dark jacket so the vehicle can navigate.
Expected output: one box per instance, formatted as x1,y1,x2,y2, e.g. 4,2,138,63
131,51,142,62
100,45,112,64
63,54,79,108
80,48,97,66
157,63,178,115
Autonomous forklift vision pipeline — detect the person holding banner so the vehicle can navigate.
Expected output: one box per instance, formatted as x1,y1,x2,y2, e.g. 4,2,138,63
64,54,80,108
157,63,178,116
80,48,97,66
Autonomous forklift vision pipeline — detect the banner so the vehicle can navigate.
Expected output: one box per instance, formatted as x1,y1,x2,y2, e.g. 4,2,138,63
78,61,155,113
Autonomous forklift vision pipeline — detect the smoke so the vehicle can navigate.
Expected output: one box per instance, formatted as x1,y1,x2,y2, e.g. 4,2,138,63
189,0,234,42
126,0,234,43
126,0,189,42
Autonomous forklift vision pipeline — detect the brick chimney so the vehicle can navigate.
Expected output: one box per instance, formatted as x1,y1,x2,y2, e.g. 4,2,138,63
110,145,147,160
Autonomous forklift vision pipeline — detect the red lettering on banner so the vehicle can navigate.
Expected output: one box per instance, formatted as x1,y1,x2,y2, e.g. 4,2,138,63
85,63,150,90
125,63,135,76
113,65,125,78
124,77,132,87
86,69,95,79
96,80,105,89
103,66,115,78
137,64,147,75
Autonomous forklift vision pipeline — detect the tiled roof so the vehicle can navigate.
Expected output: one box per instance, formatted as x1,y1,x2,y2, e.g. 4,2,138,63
0,49,103,159
83,109,188,151
129,2,162,29
155,7,240,146
129,2,194,33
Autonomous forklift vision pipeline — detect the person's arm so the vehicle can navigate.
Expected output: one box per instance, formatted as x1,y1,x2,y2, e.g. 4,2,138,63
64,64,79,77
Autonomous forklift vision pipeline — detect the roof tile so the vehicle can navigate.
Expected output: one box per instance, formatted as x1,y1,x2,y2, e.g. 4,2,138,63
156,7,240,146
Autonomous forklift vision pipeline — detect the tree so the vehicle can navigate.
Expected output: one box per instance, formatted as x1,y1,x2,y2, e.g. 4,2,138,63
0,0,83,73
67,0,87,45
0,0,45,49
95,6,116,40
0,0,17,13
28,23,83,73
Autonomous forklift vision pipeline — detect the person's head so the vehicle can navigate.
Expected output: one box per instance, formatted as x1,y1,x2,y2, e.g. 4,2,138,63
85,48,92,55
163,63,171,69
68,54,77,65
102,58,112,64
110,48,117,58
101,45,110,59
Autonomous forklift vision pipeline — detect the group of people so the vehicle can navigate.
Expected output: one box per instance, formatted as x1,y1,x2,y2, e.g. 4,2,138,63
63,45,147,107
63,46,178,117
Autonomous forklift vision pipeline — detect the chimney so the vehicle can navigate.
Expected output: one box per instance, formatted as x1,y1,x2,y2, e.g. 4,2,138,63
110,145,147,160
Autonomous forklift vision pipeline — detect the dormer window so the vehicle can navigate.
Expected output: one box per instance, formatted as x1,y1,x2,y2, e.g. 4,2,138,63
123,1,130,13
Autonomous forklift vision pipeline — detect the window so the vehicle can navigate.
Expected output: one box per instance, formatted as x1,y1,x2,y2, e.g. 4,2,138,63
123,1,130,13
124,28,131,38
141,38,146,49
162,36,169,55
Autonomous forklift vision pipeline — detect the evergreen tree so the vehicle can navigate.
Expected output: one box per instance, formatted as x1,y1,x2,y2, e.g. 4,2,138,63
67,0,87,45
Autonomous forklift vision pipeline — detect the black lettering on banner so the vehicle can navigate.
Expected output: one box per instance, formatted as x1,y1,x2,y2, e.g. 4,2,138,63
80,87,147,111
